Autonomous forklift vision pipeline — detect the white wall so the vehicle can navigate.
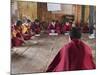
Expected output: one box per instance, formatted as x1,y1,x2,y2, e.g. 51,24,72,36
52,4,73,15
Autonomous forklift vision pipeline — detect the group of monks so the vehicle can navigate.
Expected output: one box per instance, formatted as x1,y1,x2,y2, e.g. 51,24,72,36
48,20,72,34
46,20,90,34
11,19,73,47
11,19,32,47
11,19,41,47
11,18,93,47
11,18,95,71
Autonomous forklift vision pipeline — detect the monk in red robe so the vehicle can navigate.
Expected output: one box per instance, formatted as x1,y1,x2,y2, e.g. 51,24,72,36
46,27,95,72
11,20,25,47
21,19,33,40
48,20,61,34
62,21,72,33
82,24,89,33
31,19,41,34
55,20,61,34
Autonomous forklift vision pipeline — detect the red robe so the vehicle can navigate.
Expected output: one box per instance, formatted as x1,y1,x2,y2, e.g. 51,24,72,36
82,26,89,33
46,39,95,72
12,37,24,47
12,26,24,47
62,24,72,33
48,24,61,34
12,33,24,47
31,23,41,34
55,23,61,34
21,24,32,40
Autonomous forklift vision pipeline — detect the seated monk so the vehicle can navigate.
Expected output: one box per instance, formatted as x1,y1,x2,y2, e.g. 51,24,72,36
31,19,41,34
62,21,72,34
48,20,61,34
12,20,25,47
21,19,33,40
55,20,61,34
27,19,35,36
46,27,95,72
82,25,89,33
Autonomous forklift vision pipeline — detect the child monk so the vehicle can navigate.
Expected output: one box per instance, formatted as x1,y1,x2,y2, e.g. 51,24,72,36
62,21,72,34
55,20,61,34
11,20,25,47
48,20,61,34
46,27,95,72
82,24,89,33
21,19,33,40
31,19,41,34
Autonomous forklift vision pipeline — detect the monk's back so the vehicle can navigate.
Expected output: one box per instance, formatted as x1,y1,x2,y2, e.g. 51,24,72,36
68,39,95,70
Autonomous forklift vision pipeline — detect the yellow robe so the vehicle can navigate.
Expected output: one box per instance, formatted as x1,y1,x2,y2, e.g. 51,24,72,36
21,23,28,34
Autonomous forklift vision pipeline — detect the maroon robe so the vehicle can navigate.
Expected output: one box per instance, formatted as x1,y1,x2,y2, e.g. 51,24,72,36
12,37,24,47
21,24,32,40
48,24,61,34
55,23,61,34
46,39,95,72
62,24,72,33
22,33,32,40
82,26,89,33
31,22,41,34
12,26,24,47
22,25,32,40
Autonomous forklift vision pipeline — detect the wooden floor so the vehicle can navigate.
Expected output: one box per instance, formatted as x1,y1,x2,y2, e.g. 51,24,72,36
11,33,96,74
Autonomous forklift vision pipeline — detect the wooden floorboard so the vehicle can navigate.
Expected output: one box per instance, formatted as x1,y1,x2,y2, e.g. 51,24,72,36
11,34,96,74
